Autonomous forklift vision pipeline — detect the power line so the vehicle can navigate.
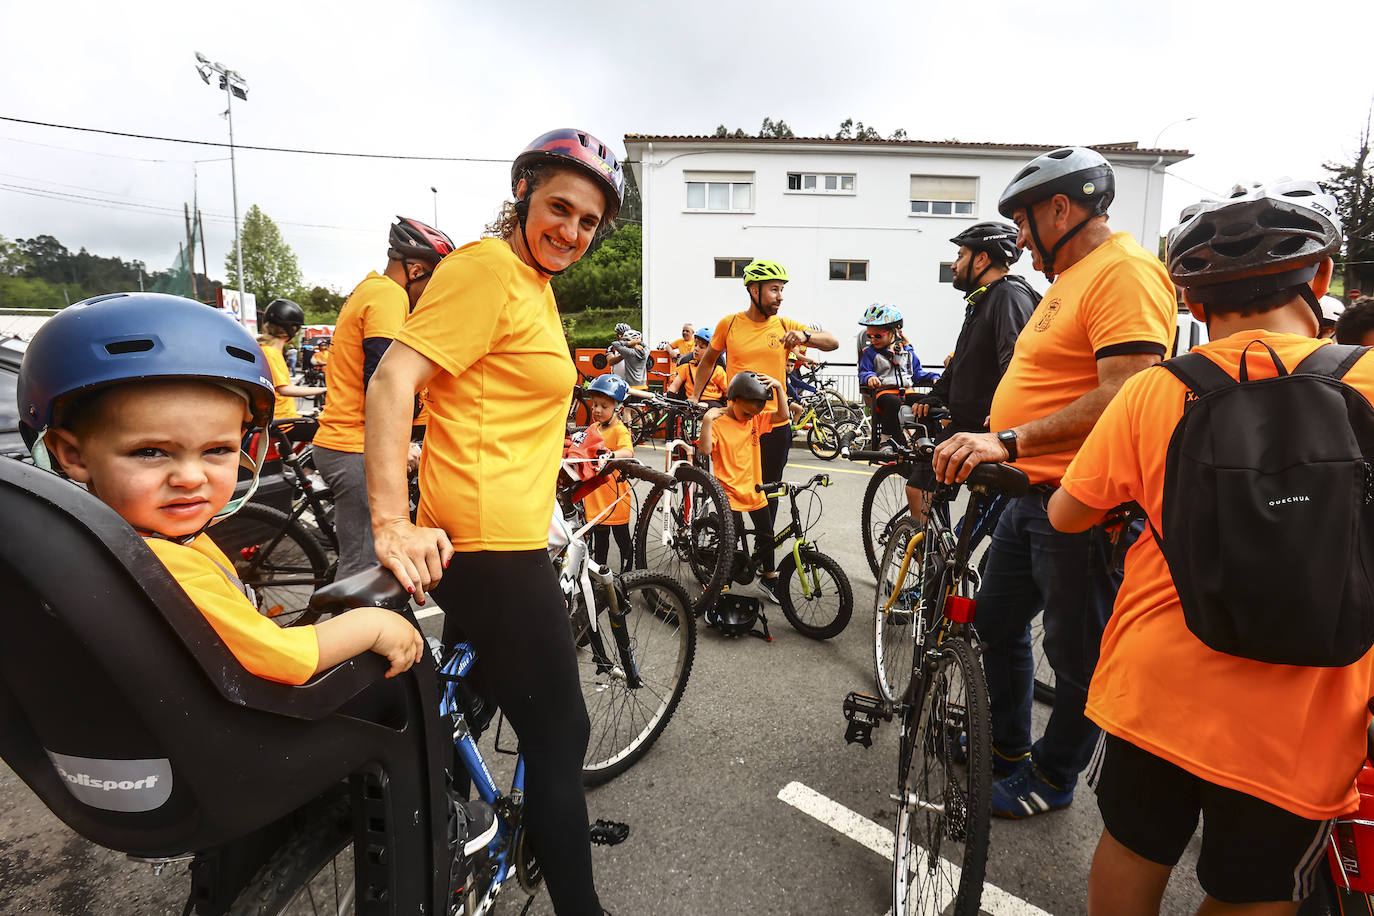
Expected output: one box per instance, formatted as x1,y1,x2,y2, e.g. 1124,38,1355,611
1,115,512,163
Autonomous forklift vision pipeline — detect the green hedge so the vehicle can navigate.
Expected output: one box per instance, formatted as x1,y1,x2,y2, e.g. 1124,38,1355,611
562,306,643,353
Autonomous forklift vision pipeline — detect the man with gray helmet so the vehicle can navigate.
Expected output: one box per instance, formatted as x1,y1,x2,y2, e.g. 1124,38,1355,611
931,147,1177,818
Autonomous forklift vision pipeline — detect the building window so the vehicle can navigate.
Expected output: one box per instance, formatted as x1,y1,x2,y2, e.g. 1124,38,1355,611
938,262,955,283
910,175,977,216
787,172,856,194
685,171,754,212
714,257,754,279
830,260,868,281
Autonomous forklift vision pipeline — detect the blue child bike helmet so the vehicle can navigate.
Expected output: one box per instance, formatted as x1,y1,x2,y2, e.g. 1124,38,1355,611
693,327,713,345
587,373,630,403
19,292,277,515
859,303,904,329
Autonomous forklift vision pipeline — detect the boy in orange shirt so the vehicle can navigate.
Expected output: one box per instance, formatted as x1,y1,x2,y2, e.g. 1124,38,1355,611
1050,183,1369,912
664,328,726,406
698,371,788,602
579,375,636,572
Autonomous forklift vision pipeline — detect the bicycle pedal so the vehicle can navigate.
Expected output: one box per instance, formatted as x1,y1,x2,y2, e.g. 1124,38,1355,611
843,691,889,748
589,818,630,846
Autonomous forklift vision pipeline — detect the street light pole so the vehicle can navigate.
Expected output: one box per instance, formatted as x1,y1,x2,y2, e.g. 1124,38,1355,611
431,186,439,227
195,52,249,319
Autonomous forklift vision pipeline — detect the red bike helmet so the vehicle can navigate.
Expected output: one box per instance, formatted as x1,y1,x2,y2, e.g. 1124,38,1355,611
389,216,455,266
511,129,625,222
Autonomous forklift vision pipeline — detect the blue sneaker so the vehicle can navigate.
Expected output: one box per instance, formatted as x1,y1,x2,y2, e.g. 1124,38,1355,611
989,756,1073,819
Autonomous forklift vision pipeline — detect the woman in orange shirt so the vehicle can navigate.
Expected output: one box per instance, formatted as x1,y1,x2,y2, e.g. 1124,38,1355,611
364,129,624,915
255,298,325,420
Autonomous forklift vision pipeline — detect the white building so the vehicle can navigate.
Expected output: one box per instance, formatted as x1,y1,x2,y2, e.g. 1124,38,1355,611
624,135,1191,362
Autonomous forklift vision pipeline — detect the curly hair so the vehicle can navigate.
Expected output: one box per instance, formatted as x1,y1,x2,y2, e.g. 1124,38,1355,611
484,162,618,241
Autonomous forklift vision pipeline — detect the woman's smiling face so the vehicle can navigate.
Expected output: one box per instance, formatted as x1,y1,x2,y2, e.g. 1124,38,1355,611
515,168,607,274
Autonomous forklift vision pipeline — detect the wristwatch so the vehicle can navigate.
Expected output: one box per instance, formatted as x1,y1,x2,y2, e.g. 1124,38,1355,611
996,429,1018,462
803,330,812,343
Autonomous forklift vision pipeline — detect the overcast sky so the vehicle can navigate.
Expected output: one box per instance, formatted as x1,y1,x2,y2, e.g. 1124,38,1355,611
1,0,1371,296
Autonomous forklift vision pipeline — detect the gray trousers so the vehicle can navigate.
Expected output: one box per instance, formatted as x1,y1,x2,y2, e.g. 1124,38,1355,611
312,446,377,580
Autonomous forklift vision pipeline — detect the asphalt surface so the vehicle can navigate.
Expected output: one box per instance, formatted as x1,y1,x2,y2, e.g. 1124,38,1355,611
1,442,1212,915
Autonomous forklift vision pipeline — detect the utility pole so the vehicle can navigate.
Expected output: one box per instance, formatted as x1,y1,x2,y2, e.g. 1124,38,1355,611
195,52,249,318
183,203,198,300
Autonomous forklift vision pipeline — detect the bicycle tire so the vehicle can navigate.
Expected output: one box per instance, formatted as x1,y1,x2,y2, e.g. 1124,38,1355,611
806,421,845,461
777,547,853,639
873,518,933,705
861,463,912,579
227,798,355,915
208,503,333,627
577,571,696,785
893,635,991,916
633,464,735,617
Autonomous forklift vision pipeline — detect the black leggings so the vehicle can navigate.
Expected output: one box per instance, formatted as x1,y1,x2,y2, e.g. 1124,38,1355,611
734,507,775,573
590,523,633,572
759,423,791,524
875,391,923,438
434,551,601,915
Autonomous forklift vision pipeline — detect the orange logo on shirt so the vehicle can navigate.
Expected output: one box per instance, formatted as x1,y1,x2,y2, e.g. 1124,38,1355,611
1034,299,1061,332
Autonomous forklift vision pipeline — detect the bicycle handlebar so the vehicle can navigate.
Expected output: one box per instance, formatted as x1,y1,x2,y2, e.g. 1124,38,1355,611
846,436,1029,497
601,459,676,489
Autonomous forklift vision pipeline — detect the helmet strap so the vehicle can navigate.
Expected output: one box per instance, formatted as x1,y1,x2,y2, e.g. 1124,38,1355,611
1031,206,1094,281
1298,285,1325,329
401,258,434,297
515,194,571,278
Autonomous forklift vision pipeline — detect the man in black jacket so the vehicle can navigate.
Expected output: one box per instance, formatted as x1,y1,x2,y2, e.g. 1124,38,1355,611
906,221,1039,511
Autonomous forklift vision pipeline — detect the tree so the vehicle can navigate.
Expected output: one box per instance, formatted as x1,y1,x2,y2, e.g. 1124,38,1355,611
296,284,347,324
713,124,747,138
832,118,885,141
551,223,641,313
0,235,30,276
1322,104,1374,296
224,205,303,303
759,117,795,138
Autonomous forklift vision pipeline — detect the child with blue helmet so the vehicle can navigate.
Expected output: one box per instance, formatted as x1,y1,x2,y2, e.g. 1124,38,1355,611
581,374,636,571
857,303,940,450
18,293,426,686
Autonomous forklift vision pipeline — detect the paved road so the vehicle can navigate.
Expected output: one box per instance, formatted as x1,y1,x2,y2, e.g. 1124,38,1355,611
1,444,1209,915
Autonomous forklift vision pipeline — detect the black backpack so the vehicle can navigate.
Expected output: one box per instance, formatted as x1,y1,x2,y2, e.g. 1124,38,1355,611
1154,341,1374,667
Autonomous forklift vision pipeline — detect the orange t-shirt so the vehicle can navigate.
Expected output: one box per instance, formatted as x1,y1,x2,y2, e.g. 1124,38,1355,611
147,534,318,685
674,362,726,401
581,420,633,527
710,410,772,511
260,344,298,420
710,312,809,428
315,272,409,453
1061,332,1374,819
313,349,331,368
669,337,693,356
395,237,576,551
989,232,1175,485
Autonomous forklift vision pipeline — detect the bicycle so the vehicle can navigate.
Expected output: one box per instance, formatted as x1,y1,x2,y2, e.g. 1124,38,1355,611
714,473,854,641
793,381,863,461
210,418,339,626
842,438,1029,916
630,393,737,617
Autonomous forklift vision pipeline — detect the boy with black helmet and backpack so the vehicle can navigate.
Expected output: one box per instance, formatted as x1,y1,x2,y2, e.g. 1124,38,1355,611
1049,181,1374,913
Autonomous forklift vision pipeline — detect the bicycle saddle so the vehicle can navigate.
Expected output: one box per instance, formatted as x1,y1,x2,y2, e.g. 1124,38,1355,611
310,565,412,616
966,461,1029,497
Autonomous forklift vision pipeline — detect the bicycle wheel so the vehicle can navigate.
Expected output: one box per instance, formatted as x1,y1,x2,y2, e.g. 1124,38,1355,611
621,404,649,444
633,464,735,616
861,463,912,579
874,518,936,704
893,635,991,916
806,421,846,461
577,572,696,785
1031,610,1056,704
227,798,355,915
209,503,333,626
777,547,853,639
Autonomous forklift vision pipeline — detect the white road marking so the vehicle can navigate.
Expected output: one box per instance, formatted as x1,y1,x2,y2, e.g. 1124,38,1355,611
777,781,1054,916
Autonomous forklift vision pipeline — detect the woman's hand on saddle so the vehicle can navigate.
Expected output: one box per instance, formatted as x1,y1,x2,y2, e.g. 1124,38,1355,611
373,517,453,604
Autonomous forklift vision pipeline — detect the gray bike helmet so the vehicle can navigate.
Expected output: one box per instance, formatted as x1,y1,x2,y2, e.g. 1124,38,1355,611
998,147,1115,279
1166,179,1342,322
726,371,771,403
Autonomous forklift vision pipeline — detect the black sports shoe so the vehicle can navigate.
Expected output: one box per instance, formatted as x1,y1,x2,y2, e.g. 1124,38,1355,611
450,792,499,857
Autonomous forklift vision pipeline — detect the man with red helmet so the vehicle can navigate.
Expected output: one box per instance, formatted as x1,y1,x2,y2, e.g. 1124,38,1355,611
313,216,455,579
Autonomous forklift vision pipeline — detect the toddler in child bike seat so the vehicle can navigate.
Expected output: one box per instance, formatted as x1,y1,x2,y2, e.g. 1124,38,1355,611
18,293,426,687
581,374,637,572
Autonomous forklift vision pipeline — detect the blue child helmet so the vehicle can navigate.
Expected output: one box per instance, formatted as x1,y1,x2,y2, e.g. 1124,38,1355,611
693,327,713,345
859,303,904,329
19,292,276,449
586,373,630,403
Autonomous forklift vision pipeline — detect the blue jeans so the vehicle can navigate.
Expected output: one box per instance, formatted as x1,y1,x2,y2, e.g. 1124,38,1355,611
973,490,1123,789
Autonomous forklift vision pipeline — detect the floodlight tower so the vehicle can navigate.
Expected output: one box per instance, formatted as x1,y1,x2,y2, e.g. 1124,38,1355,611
195,52,249,311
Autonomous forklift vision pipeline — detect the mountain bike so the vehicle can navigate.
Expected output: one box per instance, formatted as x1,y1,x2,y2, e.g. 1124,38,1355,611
714,474,853,641
842,439,1029,916
631,394,736,617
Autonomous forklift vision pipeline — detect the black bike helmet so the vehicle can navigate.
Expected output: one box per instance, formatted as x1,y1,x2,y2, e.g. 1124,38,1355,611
949,221,1021,266
998,147,1116,279
261,298,305,337
1166,179,1342,321
726,372,771,403
389,216,456,266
